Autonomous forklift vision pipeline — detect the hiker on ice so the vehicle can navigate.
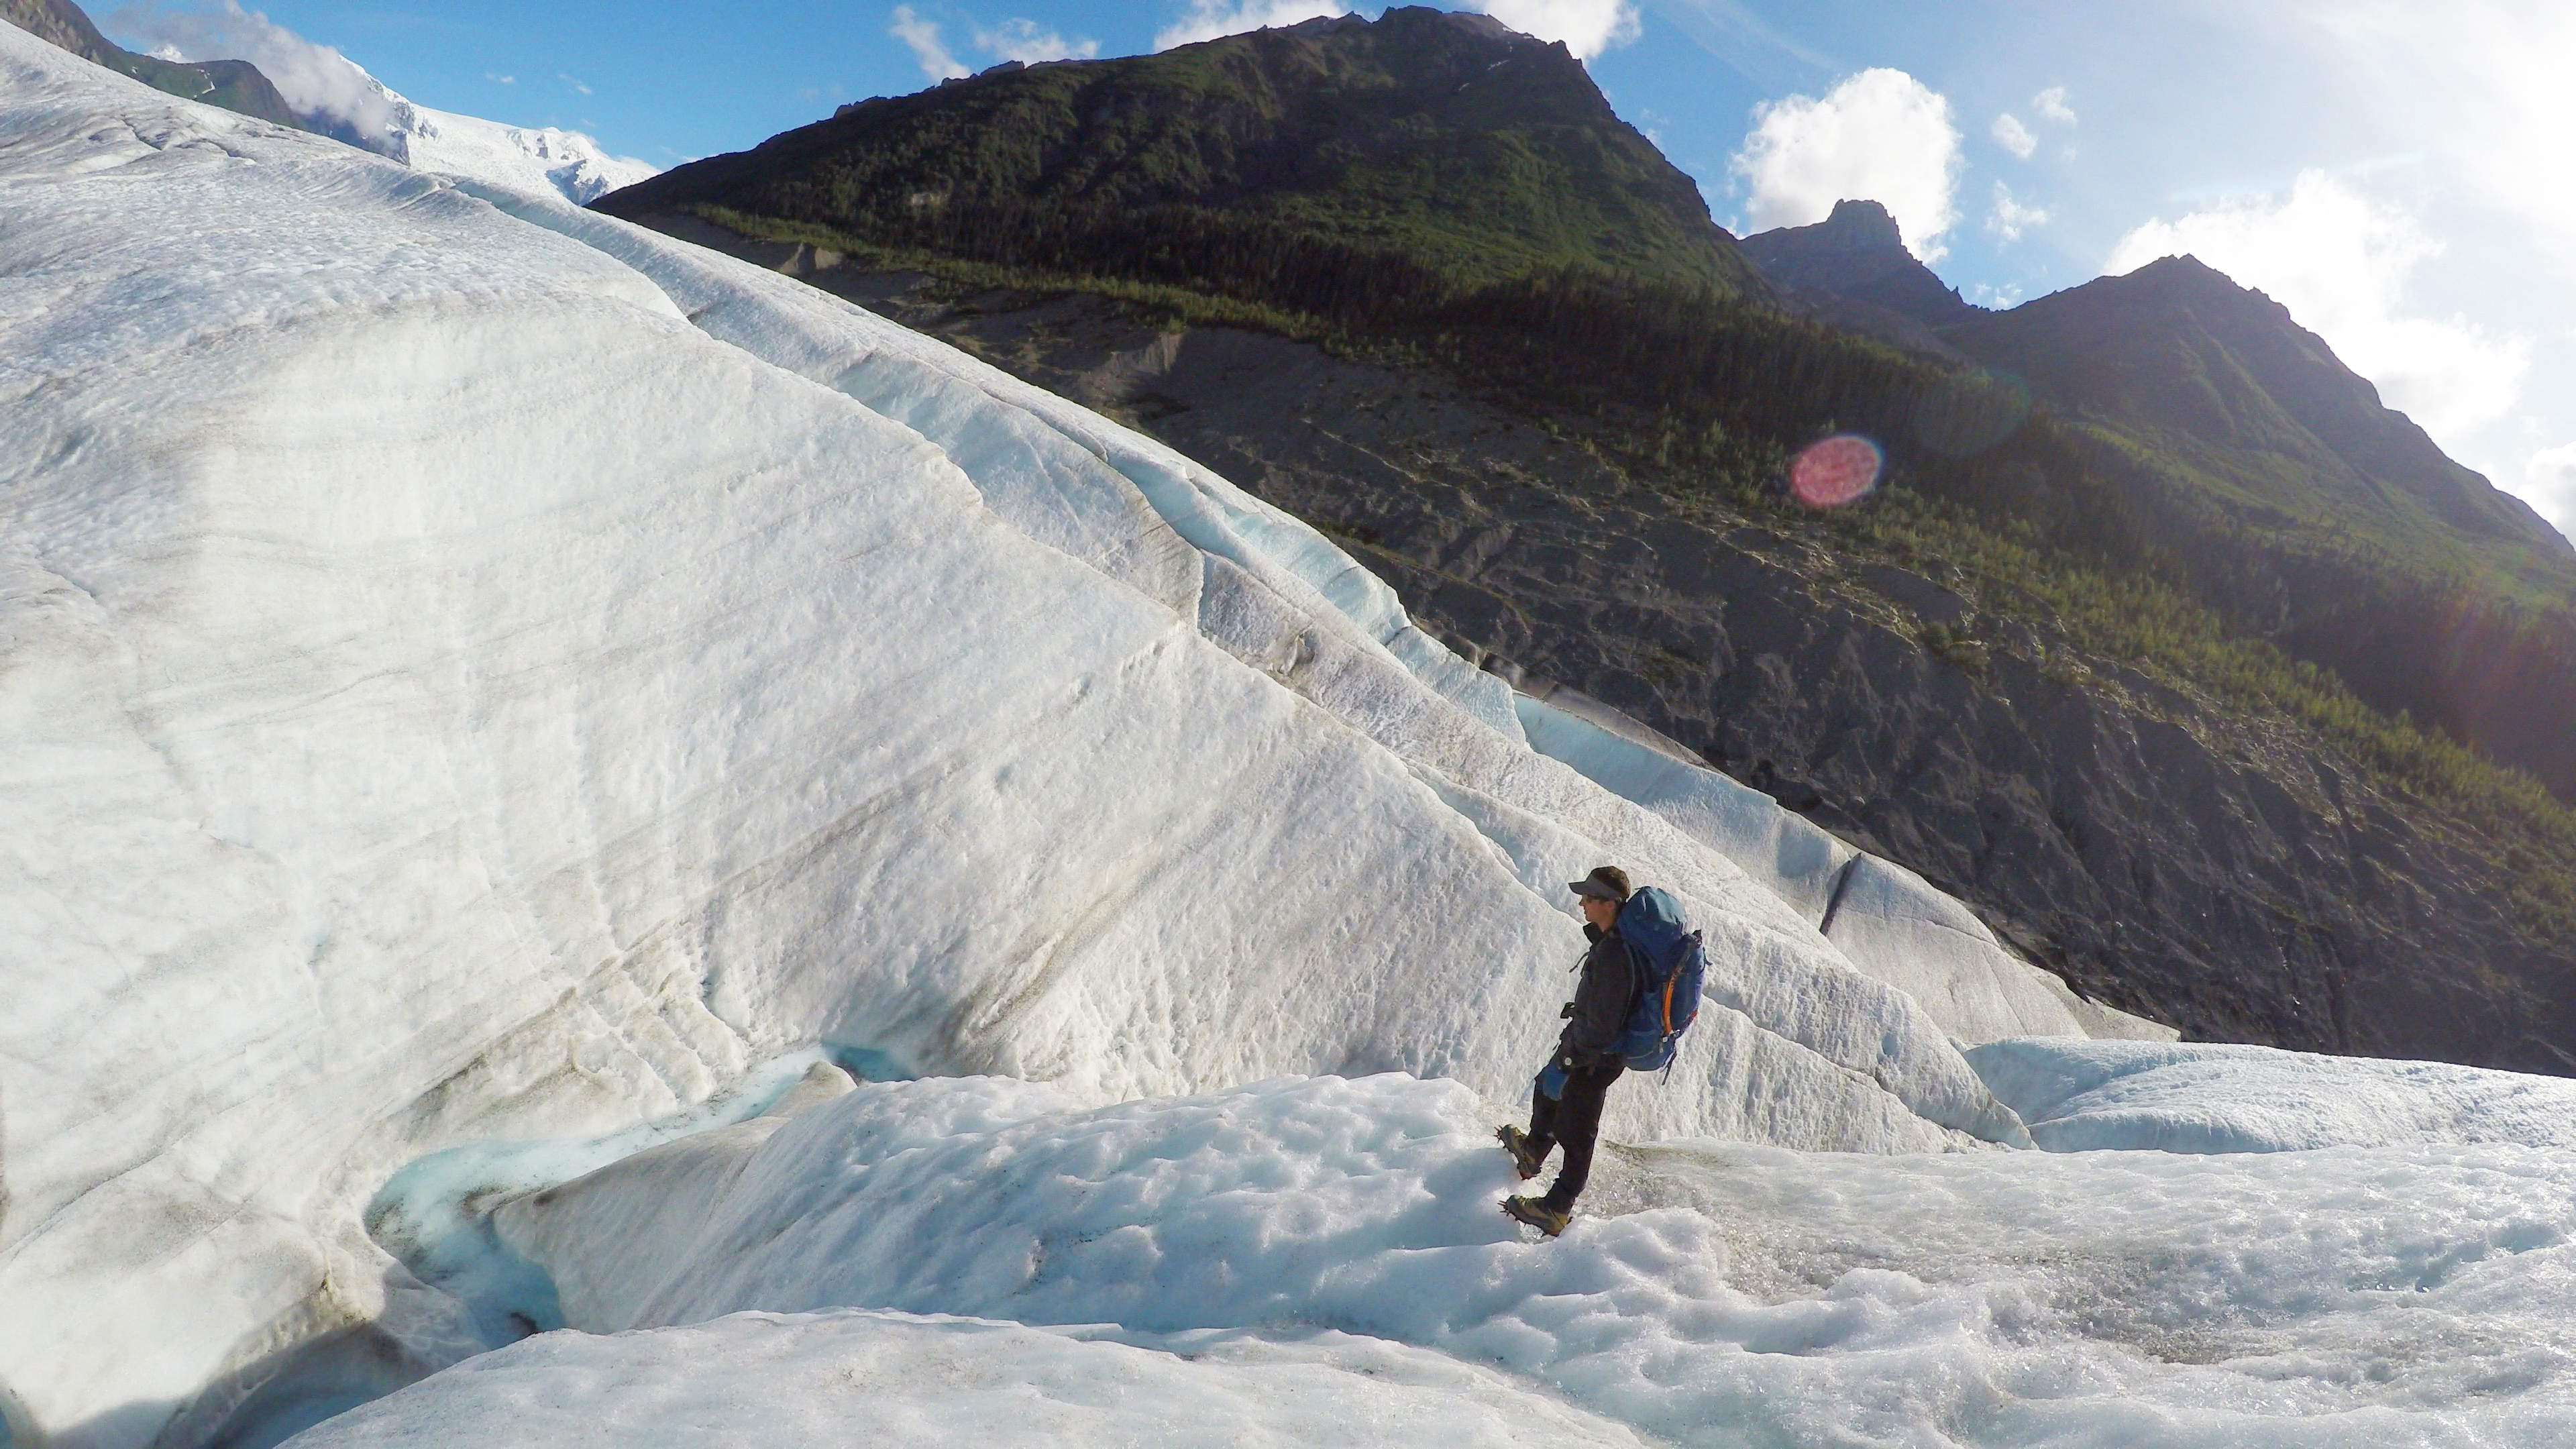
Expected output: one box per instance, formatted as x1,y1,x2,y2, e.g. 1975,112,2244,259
1499,865,1704,1237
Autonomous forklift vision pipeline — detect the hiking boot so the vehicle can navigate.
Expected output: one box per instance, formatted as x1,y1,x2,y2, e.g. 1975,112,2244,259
1502,1195,1571,1236
1495,1124,1544,1180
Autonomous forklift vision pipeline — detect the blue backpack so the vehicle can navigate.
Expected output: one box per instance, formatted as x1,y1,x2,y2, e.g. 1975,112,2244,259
1608,886,1707,1072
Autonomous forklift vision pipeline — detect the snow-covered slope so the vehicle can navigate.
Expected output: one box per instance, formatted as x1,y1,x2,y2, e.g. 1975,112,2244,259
368,76,653,205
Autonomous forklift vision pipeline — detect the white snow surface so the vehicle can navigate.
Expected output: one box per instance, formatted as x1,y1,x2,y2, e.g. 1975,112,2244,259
421,1073,2576,1447
368,77,655,205
1971,1037,2576,1153
284,1310,1654,1449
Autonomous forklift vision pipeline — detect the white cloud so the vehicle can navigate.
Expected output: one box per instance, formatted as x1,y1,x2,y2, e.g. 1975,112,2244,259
890,5,969,80
107,1,392,136
485,72,515,85
1988,181,2047,243
2032,85,2076,124
974,17,1098,65
1971,280,2024,309
2302,1,2576,272
2523,441,2576,531
558,72,591,96
2107,170,2532,446
1729,68,1963,261
1155,0,1347,50
1991,112,2035,159
1472,0,1642,58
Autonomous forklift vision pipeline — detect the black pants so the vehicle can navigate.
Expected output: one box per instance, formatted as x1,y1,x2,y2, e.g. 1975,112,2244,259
1527,1059,1625,1210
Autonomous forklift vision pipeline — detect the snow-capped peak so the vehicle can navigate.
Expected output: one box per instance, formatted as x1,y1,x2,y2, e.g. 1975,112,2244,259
354,71,658,205
94,0,657,205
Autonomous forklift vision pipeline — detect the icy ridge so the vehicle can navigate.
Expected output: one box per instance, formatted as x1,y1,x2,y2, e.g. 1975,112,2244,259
1971,1037,2576,1152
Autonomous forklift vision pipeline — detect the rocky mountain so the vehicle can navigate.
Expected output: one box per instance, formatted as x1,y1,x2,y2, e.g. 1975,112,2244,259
1953,256,2565,562
1957,258,2576,802
2,0,301,127
1750,207,2576,803
602,5,1765,301
598,10,2576,1073
1739,199,1976,359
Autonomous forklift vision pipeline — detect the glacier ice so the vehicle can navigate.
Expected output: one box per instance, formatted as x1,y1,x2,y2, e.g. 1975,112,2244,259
5,21,2570,1449
443,1073,2576,1447
1970,1036,2576,1153
284,1310,1655,1449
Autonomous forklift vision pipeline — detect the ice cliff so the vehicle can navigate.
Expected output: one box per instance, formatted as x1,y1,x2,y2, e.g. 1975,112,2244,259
1,25,2567,1449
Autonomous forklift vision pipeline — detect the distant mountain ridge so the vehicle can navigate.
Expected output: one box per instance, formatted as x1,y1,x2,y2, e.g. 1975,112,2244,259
1741,204,2576,800
358,72,658,205
1750,201,2566,564
602,5,1765,301
3,0,653,206
1949,256,2565,555
2,0,301,127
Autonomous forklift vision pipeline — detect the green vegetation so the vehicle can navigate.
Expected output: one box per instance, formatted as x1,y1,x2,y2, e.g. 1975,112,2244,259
606,8,1761,302
111,53,305,128
1649,464,2576,947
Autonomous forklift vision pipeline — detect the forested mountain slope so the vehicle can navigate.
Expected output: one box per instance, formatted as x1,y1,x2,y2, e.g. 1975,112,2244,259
1753,208,2576,802
601,7,1765,303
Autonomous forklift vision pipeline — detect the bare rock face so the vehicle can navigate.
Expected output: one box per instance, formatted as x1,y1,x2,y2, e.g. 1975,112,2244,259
1741,199,1980,348
688,234,2576,1075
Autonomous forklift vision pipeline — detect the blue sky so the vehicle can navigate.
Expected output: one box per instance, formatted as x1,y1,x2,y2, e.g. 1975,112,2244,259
104,1,2576,536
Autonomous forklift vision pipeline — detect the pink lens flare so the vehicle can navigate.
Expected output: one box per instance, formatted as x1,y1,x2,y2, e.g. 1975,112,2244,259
1790,434,1882,509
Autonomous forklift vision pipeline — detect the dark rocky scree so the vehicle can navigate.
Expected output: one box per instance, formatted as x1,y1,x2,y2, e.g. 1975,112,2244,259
648,217,2576,1073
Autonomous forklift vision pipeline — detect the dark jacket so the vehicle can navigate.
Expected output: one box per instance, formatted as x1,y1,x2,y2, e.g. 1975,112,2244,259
1556,922,1640,1066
